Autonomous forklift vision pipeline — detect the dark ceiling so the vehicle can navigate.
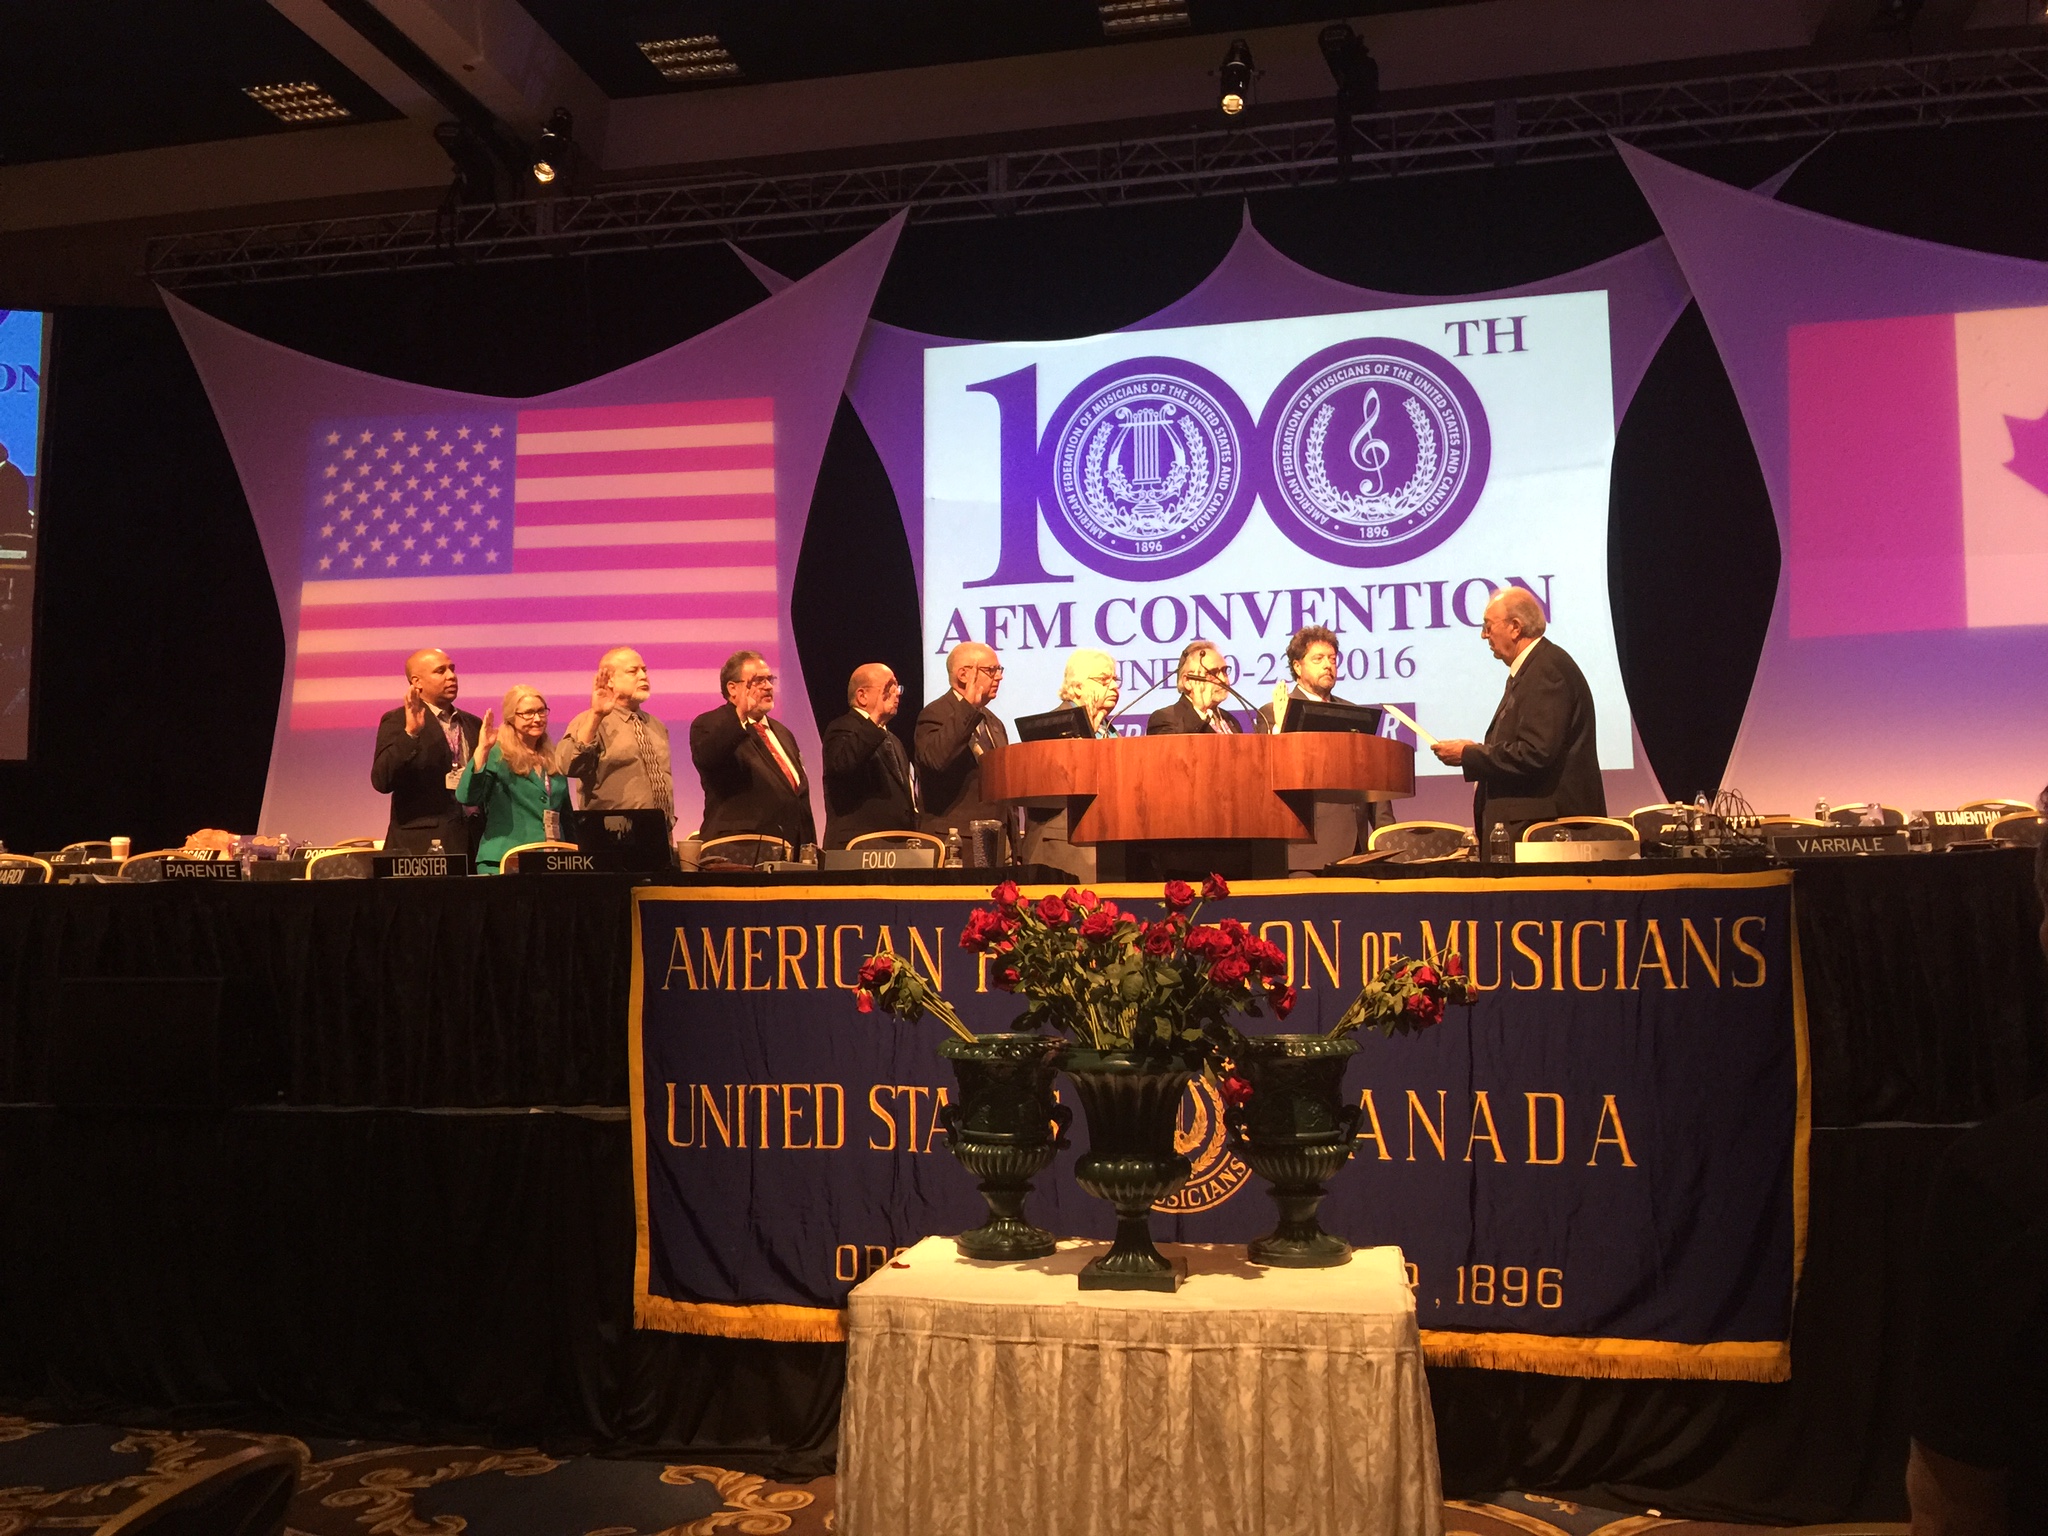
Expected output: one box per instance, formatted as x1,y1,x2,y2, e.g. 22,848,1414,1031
520,0,1462,98
0,0,1476,170
0,0,398,167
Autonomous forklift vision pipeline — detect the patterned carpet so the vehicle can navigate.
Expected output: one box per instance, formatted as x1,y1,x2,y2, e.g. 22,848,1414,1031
0,1414,1909,1534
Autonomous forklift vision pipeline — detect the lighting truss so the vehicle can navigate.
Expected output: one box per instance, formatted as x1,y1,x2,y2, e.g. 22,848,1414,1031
152,44,2048,286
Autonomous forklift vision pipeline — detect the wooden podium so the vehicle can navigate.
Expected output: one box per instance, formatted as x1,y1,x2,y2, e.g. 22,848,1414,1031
979,733,1414,879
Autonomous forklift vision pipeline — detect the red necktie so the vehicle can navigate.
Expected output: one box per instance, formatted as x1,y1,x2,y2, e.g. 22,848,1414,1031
753,721,801,792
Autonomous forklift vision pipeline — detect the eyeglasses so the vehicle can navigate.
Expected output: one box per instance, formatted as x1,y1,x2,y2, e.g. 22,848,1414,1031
511,707,549,719
1083,675,1117,688
967,664,1005,678
746,673,779,686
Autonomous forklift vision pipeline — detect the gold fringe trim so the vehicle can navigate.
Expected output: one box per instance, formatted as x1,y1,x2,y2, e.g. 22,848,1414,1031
1421,1329,1788,1381
634,1294,847,1344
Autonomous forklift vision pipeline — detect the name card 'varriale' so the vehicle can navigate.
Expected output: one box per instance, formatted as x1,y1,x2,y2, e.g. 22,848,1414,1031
628,872,1808,1381
372,853,471,879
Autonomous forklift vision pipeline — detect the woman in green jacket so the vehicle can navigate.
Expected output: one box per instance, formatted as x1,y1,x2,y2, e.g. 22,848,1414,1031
456,685,573,873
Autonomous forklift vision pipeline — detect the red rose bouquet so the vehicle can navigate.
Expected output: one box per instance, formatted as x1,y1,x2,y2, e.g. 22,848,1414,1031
1329,949,1477,1038
852,873,1293,1061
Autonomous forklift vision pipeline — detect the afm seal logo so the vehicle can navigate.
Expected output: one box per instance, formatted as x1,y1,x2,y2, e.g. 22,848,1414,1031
1152,1075,1250,1213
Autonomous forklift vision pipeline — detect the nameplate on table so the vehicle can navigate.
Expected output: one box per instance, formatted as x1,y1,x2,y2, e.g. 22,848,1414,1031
1769,828,1909,858
1925,810,1996,849
820,846,939,871
372,852,471,879
159,858,245,881
513,848,630,875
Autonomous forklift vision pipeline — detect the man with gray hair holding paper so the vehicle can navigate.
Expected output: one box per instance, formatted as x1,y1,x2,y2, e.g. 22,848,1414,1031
1431,586,1603,851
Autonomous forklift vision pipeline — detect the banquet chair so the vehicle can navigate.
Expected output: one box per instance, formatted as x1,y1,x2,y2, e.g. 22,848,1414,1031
1365,821,1473,863
1990,811,2046,847
1958,798,2033,816
0,853,54,885
1825,803,1906,827
499,840,579,873
119,849,222,881
99,1444,300,1536
847,830,948,855
305,849,375,879
1519,817,1640,862
699,834,792,868
54,840,113,864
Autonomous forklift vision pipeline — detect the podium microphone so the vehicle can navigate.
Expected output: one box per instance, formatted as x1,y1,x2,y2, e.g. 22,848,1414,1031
1113,660,1179,727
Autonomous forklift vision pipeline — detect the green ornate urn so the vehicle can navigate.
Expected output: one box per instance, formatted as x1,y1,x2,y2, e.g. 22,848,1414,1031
1061,1049,1194,1292
937,1032,1069,1261
1224,1034,1362,1268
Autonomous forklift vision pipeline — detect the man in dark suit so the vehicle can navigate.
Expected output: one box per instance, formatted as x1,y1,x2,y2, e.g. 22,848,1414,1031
688,650,817,852
1431,587,1604,851
1254,625,1386,872
822,662,917,849
915,641,1009,848
370,647,482,855
1147,639,1243,736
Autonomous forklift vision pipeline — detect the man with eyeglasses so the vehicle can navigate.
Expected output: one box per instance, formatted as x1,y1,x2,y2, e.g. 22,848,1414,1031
821,662,917,849
915,641,1010,850
1146,639,1243,736
558,646,676,824
689,649,817,852
1021,648,1122,882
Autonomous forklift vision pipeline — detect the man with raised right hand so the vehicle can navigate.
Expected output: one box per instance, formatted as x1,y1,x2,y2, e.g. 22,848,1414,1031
370,647,481,855
915,641,1009,848
557,646,675,824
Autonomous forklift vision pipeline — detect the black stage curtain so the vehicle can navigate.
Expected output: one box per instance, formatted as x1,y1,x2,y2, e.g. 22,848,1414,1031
0,1105,842,1476
0,1111,1963,1517
0,854,2039,1519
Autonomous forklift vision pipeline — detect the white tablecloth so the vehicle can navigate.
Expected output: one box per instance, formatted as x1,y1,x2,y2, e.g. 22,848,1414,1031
839,1237,1443,1536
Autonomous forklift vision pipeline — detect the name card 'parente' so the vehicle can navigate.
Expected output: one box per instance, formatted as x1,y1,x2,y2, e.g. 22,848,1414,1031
158,858,246,880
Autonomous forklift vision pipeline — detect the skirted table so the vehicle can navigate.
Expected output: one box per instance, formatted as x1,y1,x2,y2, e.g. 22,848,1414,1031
839,1237,1443,1536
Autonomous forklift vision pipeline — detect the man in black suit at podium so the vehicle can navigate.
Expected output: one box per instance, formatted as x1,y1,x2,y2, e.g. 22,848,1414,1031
822,663,917,849
1431,587,1603,848
915,641,1009,848
1147,640,1242,736
689,650,817,852
1255,625,1383,872
370,647,482,855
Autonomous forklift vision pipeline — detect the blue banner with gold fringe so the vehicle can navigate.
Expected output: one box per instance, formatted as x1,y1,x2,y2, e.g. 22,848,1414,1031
630,872,1808,1380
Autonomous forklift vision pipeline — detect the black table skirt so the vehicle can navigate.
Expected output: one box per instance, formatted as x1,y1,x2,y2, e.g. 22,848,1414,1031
0,854,2040,1123
0,854,2040,1518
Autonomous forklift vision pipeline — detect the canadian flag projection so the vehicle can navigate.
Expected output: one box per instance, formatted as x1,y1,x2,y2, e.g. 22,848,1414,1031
1788,304,2048,637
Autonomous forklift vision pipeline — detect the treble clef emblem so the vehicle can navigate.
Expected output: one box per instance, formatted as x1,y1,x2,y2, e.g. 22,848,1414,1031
1347,386,1392,496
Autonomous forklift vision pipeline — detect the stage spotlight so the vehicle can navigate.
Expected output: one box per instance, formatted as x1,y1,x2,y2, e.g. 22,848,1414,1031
1218,40,1254,117
532,108,572,186
1317,24,1378,111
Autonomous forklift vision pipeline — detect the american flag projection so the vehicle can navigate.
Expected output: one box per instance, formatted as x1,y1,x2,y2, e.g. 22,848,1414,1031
289,400,779,729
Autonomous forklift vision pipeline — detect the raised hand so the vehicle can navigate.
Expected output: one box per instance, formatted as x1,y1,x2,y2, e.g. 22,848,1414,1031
474,707,497,768
589,678,617,720
404,683,427,737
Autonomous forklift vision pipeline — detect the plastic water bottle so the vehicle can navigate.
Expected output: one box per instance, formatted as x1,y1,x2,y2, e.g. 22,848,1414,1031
1487,823,1510,865
944,827,964,868
1815,798,1829,822
429,838,445,855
